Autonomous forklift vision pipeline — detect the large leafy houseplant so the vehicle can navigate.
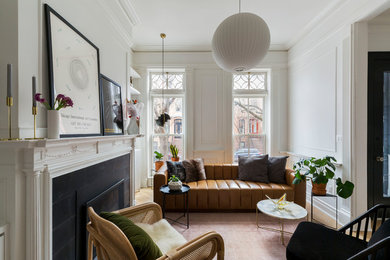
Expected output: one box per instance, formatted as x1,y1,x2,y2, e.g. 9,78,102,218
293,156,354,199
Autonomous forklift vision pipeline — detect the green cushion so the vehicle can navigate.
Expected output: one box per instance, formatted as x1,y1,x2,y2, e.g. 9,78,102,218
100,212,162,260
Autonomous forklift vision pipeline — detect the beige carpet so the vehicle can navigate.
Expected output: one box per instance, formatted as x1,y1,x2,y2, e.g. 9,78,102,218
167,212,304,260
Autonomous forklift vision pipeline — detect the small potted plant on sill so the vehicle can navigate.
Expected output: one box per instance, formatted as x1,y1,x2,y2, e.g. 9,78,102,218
170,144,179,162
168,175,182,191
154,151,164,171
293,156,355,199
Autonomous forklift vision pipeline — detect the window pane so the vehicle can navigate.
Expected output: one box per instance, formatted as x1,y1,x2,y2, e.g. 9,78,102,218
233,73,266,90
233,135,266,162
233,98,249,135
248,98,264,134
249,74,266,90
233,74,249,89
151,73,184,90
152,135,183,162
153,97,182,134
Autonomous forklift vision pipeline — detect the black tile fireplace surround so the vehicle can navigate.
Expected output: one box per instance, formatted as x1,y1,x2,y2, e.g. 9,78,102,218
52,154,130,260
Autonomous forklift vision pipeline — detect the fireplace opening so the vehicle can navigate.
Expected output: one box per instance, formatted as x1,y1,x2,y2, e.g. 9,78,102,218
52,154,130,260
85,179,125,259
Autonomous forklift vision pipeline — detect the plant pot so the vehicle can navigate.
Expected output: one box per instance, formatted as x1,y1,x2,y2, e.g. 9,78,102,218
312,181,327,195
168,180,182,191
47,110,60,139
155,161,164,171
171,157,180,162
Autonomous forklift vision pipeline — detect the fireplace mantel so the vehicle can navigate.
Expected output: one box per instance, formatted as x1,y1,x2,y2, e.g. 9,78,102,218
0,134,143,260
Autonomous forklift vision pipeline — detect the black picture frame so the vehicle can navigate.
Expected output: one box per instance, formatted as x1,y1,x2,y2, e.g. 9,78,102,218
45,4,103,137
100,75,124,135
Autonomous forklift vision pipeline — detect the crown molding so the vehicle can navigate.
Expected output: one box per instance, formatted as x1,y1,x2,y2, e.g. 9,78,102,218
118,0,141,26
286,0,390,50
96,0,139,49
286,0,346,49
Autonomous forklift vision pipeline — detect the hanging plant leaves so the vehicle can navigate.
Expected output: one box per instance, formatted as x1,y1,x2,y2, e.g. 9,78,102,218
156,113,171,127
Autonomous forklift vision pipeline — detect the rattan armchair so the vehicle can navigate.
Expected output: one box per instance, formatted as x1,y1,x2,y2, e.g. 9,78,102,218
87,202,225,260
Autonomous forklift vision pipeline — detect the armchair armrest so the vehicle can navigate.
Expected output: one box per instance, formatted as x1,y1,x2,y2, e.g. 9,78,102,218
154,171,168,208
158,231,225,260
113,202,162,224
348,236,390,260
285,169,306,208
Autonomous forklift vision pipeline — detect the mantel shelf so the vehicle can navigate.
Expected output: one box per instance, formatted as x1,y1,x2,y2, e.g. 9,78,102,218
0,134,144,149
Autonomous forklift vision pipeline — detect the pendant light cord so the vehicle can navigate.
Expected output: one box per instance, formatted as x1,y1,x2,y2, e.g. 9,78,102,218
160,33,166,116
239,0,241,13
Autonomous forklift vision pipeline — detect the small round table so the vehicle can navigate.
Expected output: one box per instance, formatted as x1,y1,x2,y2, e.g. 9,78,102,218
256,200,307,245
160,184,190,228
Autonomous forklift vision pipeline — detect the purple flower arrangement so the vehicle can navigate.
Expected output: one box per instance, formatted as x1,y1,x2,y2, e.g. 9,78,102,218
34,93,73,110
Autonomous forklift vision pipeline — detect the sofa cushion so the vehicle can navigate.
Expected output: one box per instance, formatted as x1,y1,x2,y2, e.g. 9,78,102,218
268,156,288,184
192,158,206,180
183,160,198,183
100,212,163,260
166,161,186,182
367,218,390,260
238,155,269,183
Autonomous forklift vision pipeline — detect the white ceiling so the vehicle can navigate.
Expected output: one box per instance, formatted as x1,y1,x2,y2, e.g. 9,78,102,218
130,0,341,52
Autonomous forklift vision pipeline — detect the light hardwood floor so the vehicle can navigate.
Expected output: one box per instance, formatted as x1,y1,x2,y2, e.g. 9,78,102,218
135,187,153,205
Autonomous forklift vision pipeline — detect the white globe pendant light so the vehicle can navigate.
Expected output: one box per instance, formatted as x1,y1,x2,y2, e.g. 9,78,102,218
212,1,270,72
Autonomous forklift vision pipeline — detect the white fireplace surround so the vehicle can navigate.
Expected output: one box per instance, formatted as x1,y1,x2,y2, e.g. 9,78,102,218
0,134,142,260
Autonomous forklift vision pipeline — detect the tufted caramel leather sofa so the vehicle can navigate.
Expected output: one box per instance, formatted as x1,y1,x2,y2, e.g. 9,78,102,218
153,164,306,211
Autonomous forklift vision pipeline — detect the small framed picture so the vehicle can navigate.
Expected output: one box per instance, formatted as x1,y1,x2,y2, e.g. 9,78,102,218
100,75,124,135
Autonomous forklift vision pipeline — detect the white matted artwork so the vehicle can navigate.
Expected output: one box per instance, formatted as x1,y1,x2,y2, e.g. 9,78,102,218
45,4,102,137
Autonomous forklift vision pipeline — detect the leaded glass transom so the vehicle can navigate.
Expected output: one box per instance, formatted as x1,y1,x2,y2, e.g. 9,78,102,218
233,73,266,90
151,73,184,90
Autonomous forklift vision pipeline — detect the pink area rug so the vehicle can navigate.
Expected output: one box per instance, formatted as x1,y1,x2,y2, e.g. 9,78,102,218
168,212,304,260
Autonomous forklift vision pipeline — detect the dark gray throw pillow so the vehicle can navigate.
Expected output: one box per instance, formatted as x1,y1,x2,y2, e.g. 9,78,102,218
166,161,186,182
191,158,206,180
183,160,198,182
268,156,289,184
238,154,269,183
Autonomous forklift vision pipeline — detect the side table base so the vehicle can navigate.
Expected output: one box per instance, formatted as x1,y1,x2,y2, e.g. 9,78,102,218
256,207,292,245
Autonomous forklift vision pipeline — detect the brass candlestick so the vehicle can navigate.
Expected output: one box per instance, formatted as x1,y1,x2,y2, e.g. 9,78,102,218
33,106,37,139
1,97,19,141
25,106,43,140
7,97,12,139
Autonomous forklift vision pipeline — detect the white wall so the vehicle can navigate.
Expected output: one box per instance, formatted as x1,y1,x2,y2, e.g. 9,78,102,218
0,0,18,138
133,51,288,187
287,0,390,223
0,0,134,139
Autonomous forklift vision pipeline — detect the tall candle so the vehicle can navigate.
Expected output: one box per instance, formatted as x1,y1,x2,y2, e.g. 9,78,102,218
32,76,36,107
7,64,12,97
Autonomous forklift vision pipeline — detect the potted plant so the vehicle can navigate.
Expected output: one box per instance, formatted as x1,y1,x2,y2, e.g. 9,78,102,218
156,113,171,127
168,175,182,191
293,156,354,199
154,151,164,171
170,144,179,161
35,93,73,139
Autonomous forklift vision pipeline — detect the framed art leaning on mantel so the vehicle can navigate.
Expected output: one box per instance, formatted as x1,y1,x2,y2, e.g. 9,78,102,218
45,4,102,137
100,75,124,135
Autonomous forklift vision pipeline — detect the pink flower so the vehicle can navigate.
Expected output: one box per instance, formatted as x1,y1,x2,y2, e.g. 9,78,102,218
64,96,73,107
56,94,65,101
34,93,45,103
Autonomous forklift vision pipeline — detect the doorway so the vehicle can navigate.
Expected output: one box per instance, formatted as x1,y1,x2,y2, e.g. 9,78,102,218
367,52,390,208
